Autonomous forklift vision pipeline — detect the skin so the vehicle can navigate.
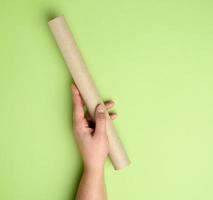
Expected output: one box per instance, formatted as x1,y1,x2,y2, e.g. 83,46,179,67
71,84,117,200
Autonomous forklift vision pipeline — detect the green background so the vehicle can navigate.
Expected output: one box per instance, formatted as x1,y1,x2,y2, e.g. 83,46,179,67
0,0,213,199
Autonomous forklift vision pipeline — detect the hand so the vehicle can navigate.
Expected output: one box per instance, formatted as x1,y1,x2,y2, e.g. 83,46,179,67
71,84,117,172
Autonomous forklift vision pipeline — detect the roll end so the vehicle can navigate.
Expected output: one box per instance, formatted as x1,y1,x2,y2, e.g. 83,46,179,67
48,15,65,26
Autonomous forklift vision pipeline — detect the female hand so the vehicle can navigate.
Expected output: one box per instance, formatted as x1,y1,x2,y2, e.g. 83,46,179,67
71,84,117,171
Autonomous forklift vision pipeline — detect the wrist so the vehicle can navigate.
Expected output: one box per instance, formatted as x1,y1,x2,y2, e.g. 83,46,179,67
84,164,105,176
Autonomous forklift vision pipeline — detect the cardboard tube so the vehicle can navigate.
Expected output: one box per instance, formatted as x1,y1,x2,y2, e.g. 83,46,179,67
48,16,130,170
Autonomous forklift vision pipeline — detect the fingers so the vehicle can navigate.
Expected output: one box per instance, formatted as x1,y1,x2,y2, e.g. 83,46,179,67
103,100,117,120
104,100,115,110
110,113,117,120
85,110,117,121
71,84,85,123
94,104,106,136
85,100,116,121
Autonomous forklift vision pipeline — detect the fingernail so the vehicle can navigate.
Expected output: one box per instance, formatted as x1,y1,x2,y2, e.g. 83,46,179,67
97,104,105,113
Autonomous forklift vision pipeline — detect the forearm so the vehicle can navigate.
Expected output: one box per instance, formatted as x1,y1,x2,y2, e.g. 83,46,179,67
76,167,107,200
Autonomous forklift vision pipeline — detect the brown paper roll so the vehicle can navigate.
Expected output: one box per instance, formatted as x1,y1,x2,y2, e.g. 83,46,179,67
48,16,130,170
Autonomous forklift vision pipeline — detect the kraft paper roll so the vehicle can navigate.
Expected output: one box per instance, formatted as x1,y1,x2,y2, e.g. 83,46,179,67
48,16,130,170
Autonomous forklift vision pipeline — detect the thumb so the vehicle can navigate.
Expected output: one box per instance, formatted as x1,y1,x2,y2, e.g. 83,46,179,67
95,104,106,136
